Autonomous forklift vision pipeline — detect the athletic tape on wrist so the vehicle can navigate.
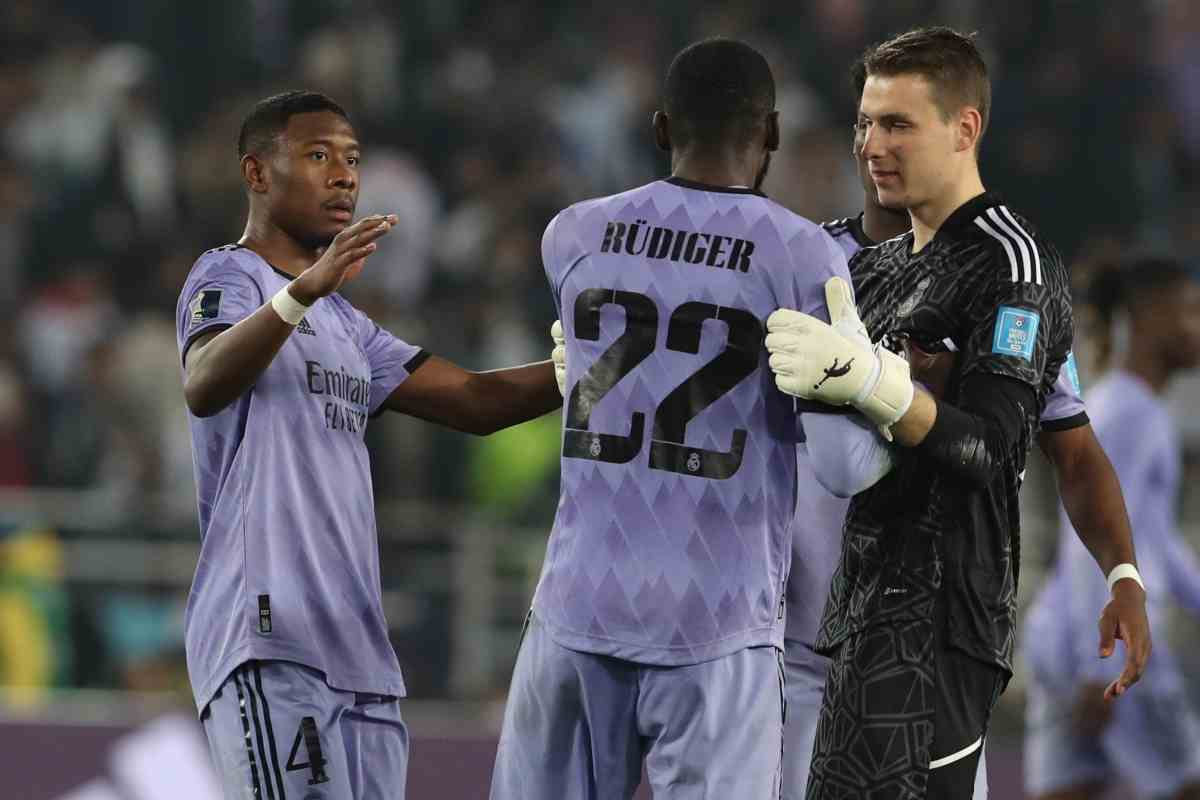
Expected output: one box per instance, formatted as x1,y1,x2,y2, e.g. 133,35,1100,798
271,286,311,326
1106,563,1145,593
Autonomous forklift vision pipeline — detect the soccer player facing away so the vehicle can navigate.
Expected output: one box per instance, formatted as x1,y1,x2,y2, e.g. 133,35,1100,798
491,39,890,800
1024,259,1200,800
176,91,561,800
763,29,1150,798
780,60,1146,799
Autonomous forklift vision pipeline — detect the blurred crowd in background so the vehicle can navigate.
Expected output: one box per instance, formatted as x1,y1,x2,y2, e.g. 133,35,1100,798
0,0,1198,735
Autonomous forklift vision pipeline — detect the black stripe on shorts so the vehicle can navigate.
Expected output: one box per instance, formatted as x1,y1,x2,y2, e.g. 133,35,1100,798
232,668,265,798
253,664,288,799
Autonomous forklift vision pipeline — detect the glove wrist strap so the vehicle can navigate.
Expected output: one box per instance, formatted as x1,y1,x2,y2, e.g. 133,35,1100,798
853,346,914,429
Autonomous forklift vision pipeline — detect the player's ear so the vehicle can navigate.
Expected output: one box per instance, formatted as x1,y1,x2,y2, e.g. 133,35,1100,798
241,153,269,194
957,106,982,154
765,111,780,152
653,111,671,152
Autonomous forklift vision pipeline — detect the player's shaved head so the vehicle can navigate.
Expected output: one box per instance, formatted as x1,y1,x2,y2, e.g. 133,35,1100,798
663,38,776,152
861,27,990,151
238,90,351,157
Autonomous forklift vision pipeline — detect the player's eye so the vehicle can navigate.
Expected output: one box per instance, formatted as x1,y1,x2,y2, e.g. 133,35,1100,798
309,151,328,161
347,156,360,167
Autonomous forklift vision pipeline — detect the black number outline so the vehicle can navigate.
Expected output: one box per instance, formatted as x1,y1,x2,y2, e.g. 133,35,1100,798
561,289,764,480
650,302,763,479
286,716,330,785
562,288,659,465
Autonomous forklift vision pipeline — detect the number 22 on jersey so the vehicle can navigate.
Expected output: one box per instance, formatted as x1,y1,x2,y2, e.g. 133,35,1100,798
562,287,763,481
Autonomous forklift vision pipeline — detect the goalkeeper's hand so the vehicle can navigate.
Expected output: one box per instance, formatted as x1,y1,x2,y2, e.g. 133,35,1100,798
765,277,914,437
550,320,567,396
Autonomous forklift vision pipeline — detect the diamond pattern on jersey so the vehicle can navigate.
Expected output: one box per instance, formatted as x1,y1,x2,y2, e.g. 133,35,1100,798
535,181,846,665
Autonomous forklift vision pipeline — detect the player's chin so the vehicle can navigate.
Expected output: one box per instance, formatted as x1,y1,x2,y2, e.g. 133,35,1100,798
309,220,347,248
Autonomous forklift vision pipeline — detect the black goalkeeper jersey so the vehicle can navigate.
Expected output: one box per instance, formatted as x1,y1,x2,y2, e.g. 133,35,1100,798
813,192,1073,676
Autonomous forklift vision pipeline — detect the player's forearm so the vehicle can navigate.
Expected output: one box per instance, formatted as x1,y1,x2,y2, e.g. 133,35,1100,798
385,358,560,436
888,385,938,446
183,302,297,417
463,362,562,435
1041,426,1136,574
899,374,1034,488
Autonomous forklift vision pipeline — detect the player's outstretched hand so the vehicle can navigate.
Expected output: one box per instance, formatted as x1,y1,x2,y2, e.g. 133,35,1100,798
550,320,567,396
765,277,913,434
1098,579,1151,700
290,214,398,304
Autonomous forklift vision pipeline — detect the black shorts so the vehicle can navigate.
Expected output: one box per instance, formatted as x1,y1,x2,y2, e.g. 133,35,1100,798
805,618,1004,799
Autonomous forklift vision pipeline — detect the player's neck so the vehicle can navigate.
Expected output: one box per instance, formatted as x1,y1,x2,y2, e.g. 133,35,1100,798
238,215,318,278
861,202,910,244
1123,343,1171,394
670,150,761,191
908,168,986,252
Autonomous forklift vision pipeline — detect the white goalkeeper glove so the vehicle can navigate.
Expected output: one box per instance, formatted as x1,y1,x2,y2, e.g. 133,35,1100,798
765,277,914,438
550,320,567,396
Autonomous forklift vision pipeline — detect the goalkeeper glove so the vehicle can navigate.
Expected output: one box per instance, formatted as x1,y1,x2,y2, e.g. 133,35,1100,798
765,277,914,437
550,320,567,396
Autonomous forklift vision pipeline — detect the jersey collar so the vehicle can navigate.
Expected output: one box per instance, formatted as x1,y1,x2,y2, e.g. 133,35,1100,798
846,213,875,249
934,191,1005,242
665,176,767,196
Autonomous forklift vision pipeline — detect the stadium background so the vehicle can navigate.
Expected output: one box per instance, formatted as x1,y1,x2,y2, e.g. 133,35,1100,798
1,0,1198,797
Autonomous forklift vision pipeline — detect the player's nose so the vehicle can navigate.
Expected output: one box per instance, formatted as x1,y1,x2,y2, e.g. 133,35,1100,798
860,124,886,159
329,163,356,190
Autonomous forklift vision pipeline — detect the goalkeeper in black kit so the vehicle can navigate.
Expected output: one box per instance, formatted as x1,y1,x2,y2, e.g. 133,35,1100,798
764,28,1152,799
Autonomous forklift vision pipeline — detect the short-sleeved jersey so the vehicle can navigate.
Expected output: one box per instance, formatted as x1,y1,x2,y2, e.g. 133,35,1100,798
814,192,1074,675
175,245,427,712
534,177,851,665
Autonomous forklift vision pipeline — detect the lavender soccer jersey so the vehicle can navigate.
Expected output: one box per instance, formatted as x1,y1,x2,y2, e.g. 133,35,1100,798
175,245,425,712
534,177,851,665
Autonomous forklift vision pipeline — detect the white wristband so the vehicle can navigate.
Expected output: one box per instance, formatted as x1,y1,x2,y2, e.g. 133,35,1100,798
1106,563,1145,593
271,285,311,326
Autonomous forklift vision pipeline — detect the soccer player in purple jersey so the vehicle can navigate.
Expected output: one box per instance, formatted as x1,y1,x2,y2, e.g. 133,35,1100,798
175,91,561,800
492,39,893,800
1024,259,1200,800
779,60,1148,799
763,29,1152,798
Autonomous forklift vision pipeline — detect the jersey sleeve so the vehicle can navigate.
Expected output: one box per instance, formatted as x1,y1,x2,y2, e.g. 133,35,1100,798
543,208,590,318
1040,351,1089,430
175,251,266,365
958,244,1071,393
779,224,857,417
777,223,853,324
353,310,428,416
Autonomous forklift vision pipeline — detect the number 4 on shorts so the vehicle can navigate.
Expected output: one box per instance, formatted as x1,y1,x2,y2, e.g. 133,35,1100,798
286,716,330,785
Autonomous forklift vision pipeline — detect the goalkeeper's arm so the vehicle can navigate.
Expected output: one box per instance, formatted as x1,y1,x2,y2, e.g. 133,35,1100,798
911,374,1035,488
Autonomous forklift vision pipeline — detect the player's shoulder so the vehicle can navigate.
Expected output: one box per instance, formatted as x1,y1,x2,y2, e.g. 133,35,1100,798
552,181,664,225
188,244,267,282
821,214,870,247
943,193,1066,289
849,229,908,268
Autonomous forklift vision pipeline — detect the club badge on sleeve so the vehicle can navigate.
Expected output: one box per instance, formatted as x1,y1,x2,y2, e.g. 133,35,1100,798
1063,351,1082,394
189,289,223,328
991,306,1040,361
